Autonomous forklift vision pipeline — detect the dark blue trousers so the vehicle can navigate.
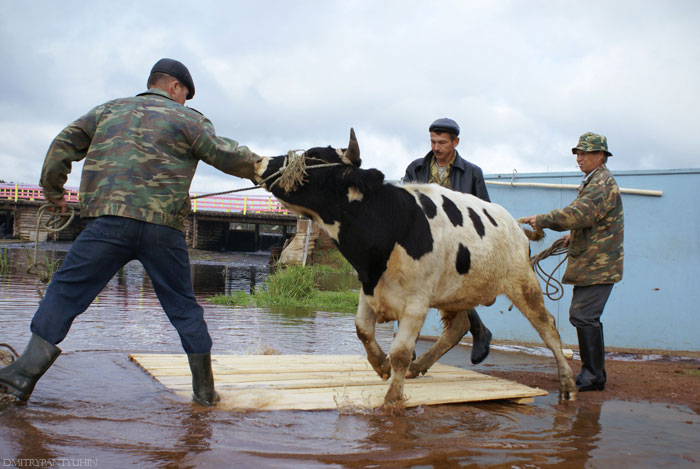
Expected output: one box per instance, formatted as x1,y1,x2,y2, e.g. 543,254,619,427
31,216,212,354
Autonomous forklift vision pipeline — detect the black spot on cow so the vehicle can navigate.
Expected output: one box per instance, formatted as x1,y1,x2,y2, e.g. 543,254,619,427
468,207,485,238
337,185,434,296
418,193,437,219
482,208,498,227
442,196,463,227
456,243,471,275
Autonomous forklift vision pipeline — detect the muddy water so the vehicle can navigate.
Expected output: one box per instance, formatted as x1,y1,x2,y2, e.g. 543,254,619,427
0,244,698,468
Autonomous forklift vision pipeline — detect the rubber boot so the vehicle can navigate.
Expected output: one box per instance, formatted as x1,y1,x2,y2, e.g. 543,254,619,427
0,334,61,401
187,353,220,406
576,326,606,391
467,309,493,365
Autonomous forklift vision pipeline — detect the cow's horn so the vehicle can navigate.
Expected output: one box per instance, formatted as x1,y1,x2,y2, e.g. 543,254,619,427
343,128,360,164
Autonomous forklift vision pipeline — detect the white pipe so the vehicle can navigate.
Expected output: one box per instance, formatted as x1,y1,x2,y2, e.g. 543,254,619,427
486,180,663,197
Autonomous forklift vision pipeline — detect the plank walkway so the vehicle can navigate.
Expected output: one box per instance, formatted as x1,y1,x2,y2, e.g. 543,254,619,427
129,354,547,411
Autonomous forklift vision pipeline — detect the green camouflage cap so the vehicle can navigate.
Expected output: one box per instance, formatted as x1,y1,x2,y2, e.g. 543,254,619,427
571,132,612,156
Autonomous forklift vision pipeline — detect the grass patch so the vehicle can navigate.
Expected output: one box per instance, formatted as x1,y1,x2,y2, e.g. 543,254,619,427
0,248,7,274
678,368,700,378
210,264,359,313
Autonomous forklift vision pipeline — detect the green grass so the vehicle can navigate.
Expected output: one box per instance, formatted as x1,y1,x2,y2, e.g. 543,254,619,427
209,264,360,313
0,248,7,274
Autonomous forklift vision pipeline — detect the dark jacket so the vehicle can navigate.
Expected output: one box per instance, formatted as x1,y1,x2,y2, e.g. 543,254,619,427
403,151,490,201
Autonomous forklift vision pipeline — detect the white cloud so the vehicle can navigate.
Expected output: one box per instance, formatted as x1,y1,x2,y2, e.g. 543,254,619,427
1,0,698,193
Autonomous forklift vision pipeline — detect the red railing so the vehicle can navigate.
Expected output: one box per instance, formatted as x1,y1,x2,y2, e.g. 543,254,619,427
0,183,289,215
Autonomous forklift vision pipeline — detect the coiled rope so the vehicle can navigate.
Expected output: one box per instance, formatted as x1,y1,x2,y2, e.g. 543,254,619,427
0,343,19,361
27,203,74,297
529,237,569,301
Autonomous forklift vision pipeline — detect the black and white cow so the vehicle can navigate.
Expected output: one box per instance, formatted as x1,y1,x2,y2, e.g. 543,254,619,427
254,129,577,407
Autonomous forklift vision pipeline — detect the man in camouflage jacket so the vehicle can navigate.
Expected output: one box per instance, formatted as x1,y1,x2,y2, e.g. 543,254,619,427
522,132,624,392
0,58,258,406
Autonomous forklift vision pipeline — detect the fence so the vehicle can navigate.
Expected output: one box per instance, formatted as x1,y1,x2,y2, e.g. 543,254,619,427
0,183,288,215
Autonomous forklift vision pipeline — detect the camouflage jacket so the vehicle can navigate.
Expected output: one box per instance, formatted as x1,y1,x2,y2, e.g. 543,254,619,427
40,88,258,231
536,164,624,286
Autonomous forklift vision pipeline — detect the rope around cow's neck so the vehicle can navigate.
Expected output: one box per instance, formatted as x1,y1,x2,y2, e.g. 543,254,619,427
190,150,344,200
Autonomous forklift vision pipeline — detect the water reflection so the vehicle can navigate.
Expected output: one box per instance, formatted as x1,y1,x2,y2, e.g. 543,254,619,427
1,244,699,468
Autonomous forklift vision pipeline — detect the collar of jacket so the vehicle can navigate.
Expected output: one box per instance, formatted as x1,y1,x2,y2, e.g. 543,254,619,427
419,150,468,173
137,88,179,102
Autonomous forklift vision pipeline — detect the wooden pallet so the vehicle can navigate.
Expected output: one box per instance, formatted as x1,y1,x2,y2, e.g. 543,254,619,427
129,354,547,411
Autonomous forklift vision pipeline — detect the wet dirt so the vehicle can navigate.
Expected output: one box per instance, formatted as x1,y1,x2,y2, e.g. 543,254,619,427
1,243,699,467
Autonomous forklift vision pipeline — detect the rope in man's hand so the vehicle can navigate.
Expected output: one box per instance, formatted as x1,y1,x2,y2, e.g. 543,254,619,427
530,237,569,301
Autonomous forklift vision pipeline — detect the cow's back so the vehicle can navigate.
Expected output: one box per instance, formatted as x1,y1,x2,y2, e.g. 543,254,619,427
381,183,531,311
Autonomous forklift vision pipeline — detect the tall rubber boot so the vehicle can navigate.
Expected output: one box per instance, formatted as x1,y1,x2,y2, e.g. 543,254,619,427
467,309,493,365
187,353,220,406
576,326,606,391
0,334,61,401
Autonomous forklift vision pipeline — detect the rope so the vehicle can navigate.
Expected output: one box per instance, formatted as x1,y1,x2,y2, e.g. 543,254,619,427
0,343,19,360
27,203,74,298
190,150,344,199
530,237,569,301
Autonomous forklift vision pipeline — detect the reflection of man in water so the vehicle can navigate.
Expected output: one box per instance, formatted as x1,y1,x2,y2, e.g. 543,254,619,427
0,58,259,405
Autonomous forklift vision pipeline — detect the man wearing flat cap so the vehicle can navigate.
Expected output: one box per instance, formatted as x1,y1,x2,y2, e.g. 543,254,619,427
522,132,624,392
0,58,259,407
403,118,493,366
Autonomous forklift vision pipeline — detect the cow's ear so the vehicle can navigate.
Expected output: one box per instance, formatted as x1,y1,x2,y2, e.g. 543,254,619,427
348,167,384,193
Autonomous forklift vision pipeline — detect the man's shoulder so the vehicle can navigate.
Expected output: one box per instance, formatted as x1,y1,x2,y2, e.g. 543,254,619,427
453,152,484,173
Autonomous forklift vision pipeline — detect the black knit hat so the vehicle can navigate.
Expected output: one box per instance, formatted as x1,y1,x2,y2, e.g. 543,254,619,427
150,58,195,100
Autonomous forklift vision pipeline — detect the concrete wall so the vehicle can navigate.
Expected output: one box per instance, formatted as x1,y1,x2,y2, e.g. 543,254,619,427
420,168,700,352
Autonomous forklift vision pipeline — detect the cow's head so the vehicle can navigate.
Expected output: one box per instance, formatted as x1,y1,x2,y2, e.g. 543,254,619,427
254,129,385,222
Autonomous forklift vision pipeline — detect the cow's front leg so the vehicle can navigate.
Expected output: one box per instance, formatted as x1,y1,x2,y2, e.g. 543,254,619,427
355,292,390,380
407,309,470,378
384,313,423,408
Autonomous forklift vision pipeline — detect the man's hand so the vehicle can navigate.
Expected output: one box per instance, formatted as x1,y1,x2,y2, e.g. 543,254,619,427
520,215,538,230
49,196,68,214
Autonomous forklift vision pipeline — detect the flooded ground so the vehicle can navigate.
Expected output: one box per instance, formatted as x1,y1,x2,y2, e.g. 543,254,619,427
0,243,698,468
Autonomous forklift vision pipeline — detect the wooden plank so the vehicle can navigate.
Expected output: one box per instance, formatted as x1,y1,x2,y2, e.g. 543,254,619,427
129,354,547,411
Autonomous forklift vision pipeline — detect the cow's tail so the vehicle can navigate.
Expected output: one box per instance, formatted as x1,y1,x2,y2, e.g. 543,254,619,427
516,218,546,242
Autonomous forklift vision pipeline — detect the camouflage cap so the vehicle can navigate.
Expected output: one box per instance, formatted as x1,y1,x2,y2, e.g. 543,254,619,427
151,58,195,100
571,132,612,156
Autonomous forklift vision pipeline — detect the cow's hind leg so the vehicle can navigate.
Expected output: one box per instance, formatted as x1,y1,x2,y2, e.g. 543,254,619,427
509,277,577,401
355,292,391,380
407,309,469,378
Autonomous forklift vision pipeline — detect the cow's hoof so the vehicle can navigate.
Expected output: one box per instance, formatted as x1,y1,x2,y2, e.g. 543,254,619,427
558,388,578,402
381,398,407,416
406,362,427,379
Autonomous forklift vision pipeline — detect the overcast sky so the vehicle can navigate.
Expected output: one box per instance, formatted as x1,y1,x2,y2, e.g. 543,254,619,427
1,0,698,195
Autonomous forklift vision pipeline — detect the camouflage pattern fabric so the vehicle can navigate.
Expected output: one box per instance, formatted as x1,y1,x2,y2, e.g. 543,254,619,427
428,151,456,188
572,132,613,156
535,164,624,286
40,88,258,231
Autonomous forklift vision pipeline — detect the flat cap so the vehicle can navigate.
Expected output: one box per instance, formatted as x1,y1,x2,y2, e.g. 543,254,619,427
151,58,195,100
429,118,460,136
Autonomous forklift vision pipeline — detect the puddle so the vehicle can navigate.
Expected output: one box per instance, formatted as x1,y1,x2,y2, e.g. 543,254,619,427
1,244,698,467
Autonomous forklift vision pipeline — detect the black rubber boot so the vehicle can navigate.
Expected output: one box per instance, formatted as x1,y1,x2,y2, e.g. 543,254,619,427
467,309,492,365
187,353,220,406
0,334,61,401
576,326,606,391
